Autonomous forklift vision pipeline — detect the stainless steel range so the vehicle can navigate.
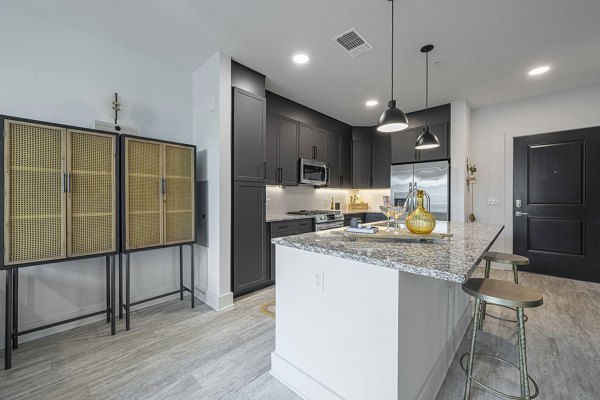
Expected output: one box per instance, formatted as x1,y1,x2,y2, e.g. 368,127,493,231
287,210,344,231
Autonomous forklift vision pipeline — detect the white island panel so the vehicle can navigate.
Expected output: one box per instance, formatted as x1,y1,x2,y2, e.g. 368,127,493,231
271,245,471,400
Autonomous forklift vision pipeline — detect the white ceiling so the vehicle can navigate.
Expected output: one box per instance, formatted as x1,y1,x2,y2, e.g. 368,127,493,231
9,0,600,126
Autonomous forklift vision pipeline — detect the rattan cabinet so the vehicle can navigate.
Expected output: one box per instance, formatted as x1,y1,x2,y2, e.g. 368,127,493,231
122,136,195,250
120,135,196,331
3,119,117,266
1,116,119,370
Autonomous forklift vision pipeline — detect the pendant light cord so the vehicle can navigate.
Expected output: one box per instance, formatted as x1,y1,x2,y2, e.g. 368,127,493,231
425,50,429,126
391,0,394,101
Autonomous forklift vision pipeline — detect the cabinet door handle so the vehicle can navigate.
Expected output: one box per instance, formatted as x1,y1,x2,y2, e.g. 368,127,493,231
340,175,343,187
370,176,373,188
67,174,71,193
61,173,67,193
263,162,267,180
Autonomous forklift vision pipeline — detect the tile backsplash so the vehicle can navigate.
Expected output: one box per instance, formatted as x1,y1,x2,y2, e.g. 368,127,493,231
266,185,390,215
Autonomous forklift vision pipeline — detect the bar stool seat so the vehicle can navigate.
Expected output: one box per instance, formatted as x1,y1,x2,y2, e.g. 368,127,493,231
480,252,530,328
483,252,530,266
461,278,543,400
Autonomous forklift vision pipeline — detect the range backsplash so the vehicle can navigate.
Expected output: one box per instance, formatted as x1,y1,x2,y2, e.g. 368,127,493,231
266,185,390,215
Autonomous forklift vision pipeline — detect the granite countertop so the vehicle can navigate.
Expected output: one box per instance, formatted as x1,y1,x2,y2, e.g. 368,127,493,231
272,221,504,283
266,210,383,223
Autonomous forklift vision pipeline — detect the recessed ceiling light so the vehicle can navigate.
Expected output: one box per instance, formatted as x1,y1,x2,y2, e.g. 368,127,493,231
293,54,309,64
528,65,551,76
365,100,379,107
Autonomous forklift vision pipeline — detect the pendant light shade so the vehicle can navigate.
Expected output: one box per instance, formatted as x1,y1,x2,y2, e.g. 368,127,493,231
377,100,408,132
415,44,440,149
377,0,409,133
415,126,440,149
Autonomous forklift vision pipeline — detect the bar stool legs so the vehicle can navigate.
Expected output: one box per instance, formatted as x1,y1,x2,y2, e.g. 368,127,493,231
465,298,482,400
517,308,530,398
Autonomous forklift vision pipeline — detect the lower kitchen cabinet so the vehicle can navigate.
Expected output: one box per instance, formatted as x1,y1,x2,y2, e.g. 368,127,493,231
233,181,267,294
365,213,386,223
268,218,314,282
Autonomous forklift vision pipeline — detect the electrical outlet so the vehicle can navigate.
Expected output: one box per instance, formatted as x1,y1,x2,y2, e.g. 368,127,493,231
487,197,501,206
313,270,324,292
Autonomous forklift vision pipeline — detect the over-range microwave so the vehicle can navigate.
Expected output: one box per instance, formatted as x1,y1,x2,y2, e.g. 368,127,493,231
299,158,329,186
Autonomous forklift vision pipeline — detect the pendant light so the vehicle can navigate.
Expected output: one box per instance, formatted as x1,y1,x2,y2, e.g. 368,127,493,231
415,44,440,149
377,0,409,133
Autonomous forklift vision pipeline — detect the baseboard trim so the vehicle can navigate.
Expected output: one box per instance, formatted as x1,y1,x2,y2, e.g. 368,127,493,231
271,352,344,400
196,285,234,311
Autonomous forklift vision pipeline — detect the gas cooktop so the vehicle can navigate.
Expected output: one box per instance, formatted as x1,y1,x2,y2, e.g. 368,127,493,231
287,210,341,216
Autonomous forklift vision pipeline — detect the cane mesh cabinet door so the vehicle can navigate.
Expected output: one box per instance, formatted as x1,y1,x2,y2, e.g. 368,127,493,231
68,130,116,257
4,120,66,265
125,138,163,250
164,144,195,244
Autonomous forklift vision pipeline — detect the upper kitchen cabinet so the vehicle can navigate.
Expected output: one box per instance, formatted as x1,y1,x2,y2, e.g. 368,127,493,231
352,140,372,189
266,113,278,184
313,129,328,162
391,128,418,164
340,136,352,188
391,122,449,164
327,133,341,187
266,114,299,186
298,124,327,162
371,133,391,188
232,87,266,182
417,122,449,162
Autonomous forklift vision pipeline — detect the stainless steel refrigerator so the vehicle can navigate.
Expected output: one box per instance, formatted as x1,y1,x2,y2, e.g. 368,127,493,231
390,161,449,221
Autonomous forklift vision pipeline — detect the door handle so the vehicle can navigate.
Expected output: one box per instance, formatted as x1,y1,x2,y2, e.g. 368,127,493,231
515,211,528,217
67,174,71,193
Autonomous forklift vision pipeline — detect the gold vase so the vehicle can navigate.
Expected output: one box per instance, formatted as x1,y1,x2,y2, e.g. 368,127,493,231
405,190,436,234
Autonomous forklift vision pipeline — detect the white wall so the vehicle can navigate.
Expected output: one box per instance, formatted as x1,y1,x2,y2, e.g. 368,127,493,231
450,100,471,222
192,52,233,310
470,83,600,253
0,3,192,346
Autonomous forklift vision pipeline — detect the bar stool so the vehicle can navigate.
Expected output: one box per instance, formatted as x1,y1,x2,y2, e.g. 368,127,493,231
461,278,543,400
480,252,530,329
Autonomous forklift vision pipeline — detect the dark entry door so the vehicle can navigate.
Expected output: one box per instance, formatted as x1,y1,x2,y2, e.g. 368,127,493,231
513,127,600,282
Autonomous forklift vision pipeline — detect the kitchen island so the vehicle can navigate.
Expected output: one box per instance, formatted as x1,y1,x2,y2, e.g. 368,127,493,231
270,221,504,400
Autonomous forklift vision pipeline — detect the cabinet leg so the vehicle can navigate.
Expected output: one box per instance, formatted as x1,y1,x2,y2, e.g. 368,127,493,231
118,253,123,320
12,269,18,349
105,256,111,323
110,256,116,336
190,244,195,309
179,246,184,301
5,270,13,370
126,253,131,331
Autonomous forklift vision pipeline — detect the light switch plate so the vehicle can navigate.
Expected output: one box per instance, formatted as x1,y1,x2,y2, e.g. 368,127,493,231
313,270,324,292
487,197,501,206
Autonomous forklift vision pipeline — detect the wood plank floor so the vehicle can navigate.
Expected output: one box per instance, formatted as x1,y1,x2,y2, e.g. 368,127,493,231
1,268,599,399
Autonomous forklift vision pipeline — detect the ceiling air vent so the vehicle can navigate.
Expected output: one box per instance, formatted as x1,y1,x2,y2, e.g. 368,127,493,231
333,28,373,57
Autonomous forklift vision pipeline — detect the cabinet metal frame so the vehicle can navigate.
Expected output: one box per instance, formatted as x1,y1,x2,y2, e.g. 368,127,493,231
119,134,197,332
0,115,120,370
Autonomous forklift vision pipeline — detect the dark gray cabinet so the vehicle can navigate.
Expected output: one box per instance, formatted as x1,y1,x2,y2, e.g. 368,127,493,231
417,122,449,161
371,134,391,188
267,114,299,186
314,129,328,162
298,124,327,162
268,218,314,282
391,128,419,164
340,136,352,188
233,181,267,294
327,133,341,187
391,122,449,164
266,113,278,184
298,124,314,159
233,87,266,182
278,117,299,185
352,140,372,188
